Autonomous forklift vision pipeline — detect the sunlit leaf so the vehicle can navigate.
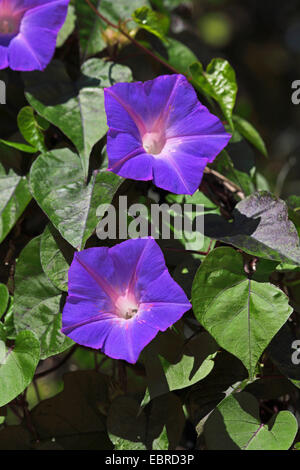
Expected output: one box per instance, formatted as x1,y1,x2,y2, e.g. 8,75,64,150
13,236,73,359
0,331,40,407
192,247,292,377
0,164,31,243
205,392,298,450
190,58,237,129
30,148,123,249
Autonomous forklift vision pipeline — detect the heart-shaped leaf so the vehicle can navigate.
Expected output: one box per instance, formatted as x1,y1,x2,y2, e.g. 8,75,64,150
30,148,123,249
204,392,298,450
142,332,217,404
192,247,292,377
0,331,40,407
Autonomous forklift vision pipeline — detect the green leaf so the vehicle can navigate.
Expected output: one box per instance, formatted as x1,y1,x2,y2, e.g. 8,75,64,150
40,224,74,292
0,164,32,244
164,349,216,391
13,236,73,359
287,195,300,212
24,59,132,179
109,434,147,450
30,148,123,249
2,299,16,340
132,6,170,42
190,58,237,129
0,139,36,153
0,331,40,407
17,106,47,152
204,191,300,265
76,0,150,57
142,332,217,403
204,392,298,450
157,37,198,75
0,323,5,342
192,247,293,377
0,284,9,316
152,426,169,450
56,4,76,48
232,114,267,157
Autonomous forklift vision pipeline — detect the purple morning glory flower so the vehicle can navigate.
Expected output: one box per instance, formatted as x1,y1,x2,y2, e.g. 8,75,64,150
0,0,69,71
61,238,191,363
104,74,231,195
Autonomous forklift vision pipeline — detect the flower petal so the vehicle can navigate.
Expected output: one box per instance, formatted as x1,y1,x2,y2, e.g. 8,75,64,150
142,74,182,126
152,152,208,195
8,29,56,70
166,132,231,164
62,239,191,363
102,317,159,363
139,269,191,330
166,110,231,165
104,74,231,194
106,129,153,180
110,237,166,297
21,0,69,32
62,299,116,349
67,248,117,304
104,82,147,138
0,46,8,69
6,0,69,71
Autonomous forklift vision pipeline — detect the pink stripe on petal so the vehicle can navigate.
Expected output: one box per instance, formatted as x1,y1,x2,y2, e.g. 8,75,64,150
105,88,147,136
75,254,119,303
61,311,117,335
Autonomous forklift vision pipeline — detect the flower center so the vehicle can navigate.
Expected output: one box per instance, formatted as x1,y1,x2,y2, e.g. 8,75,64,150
115,292,139,320
142,131,166,155
0,16,18,35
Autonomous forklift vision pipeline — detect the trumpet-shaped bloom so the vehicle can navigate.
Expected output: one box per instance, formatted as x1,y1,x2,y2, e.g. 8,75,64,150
104,74,231,195
62,238,191,363
0,0,69,71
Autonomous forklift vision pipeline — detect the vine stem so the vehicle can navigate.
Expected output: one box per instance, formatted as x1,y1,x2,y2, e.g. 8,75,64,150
84,0,227,121
84,0,180,75
19,391,40,443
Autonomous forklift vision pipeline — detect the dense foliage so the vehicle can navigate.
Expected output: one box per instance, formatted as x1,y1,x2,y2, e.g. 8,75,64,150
0,0,300,451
